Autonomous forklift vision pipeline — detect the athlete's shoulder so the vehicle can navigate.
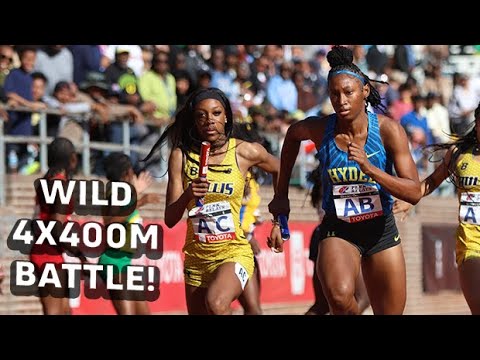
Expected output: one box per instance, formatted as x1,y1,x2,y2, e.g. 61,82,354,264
377,113,406,138
377,113,398,128
288,114,330,140
235,138,265,159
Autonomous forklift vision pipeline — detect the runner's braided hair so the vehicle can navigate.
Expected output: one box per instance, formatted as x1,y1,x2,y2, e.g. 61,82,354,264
426,103,480,189
327,45,388,113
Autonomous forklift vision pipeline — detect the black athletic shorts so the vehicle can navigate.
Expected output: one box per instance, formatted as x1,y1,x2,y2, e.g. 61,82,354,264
309,212,401,261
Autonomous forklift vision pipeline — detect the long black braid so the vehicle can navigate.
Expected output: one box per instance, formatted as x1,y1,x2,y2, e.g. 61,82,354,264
426,104,480,190
141,87,235,180
327,45,388,113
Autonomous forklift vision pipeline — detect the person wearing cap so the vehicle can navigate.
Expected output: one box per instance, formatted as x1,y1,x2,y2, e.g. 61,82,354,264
104,47,136,95
104,45,144,78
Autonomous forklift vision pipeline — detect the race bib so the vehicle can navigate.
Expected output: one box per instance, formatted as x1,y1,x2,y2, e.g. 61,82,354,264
191,201,237,243
459,192,480,225
333,184,383,223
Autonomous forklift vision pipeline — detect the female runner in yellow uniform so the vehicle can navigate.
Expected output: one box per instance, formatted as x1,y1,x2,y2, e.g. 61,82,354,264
143,88,279,315
395,103,480,314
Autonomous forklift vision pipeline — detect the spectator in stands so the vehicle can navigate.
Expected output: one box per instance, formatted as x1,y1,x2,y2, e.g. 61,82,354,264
422,62,452,107
394,102,480,314
0,45,15,86
104,47,136,93
448,73,480,135
77,71,146,172
210,48,236,100
183,45,210,88
293,70,318,114
196,69,212,90
352,45,368,74
269,45,421,315
249,55,272,97
424,92,450,144
138,51,177,122
401,95,433,175
142,87,279,314
68,45,102,86
4,46,45,171
173,70,193,111
389,83,414,123
393,45,415,76
266,61,298,113
34,46,73,96
104,45,144,78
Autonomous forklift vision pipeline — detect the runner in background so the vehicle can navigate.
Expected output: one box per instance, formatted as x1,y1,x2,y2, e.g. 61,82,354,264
30,137,87,315
235,122,267,315
238,170,263,315
100,152,161,315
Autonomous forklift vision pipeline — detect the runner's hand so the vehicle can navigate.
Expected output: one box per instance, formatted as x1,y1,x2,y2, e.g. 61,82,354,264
393,199,413,222
267,223,284,253
189,177,209,198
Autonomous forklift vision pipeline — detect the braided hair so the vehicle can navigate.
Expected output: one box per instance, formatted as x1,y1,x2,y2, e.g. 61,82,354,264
327,45,388,113
427,103,480,190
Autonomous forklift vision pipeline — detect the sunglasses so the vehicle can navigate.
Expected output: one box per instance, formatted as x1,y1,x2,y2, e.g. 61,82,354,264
0,54,13,63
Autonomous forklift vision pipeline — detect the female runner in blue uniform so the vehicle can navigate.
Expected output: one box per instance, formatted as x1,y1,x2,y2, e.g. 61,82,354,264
269,46,422,315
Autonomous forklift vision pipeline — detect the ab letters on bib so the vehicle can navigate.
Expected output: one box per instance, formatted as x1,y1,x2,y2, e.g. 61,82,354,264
333,183,383,223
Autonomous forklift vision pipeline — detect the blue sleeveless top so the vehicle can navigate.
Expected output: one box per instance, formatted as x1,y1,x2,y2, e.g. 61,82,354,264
316,112,394,217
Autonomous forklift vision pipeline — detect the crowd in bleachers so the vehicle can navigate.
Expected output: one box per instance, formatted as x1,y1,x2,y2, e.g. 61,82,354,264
1,45,480,194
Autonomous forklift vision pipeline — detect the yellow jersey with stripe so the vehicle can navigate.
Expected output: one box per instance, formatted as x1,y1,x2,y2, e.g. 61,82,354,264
182,138,252,261
455,146,480,265
240,172,261,235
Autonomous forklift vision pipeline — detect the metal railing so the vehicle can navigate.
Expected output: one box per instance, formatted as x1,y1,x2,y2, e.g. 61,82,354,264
0,105,169,206
0,105,312,207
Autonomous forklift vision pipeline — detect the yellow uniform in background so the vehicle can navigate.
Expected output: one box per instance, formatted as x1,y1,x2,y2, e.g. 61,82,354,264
183,138,254,288
455,146,480,265
241,172,261,238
